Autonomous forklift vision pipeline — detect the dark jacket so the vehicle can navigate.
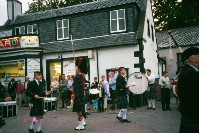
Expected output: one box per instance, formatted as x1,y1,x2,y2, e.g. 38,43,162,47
26,80,46,103
8,81,17,95
178,64,199,118
116,74,126,96
91,81,99,89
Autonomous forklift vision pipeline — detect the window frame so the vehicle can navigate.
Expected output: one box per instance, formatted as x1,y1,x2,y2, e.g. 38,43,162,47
15,26,26,35
27,24,38,34
56,19,70,40
110,9,126,33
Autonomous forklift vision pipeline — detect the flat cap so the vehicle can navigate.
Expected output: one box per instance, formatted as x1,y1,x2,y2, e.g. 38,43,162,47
181,47,199,62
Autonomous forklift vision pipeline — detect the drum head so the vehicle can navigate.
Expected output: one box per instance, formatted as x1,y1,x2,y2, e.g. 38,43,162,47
127,72,148,94
89,89,99,94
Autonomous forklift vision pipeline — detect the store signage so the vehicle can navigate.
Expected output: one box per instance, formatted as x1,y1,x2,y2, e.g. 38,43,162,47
20,36,39,48
0,37,20,49
0,30,12,38
27,58,40,81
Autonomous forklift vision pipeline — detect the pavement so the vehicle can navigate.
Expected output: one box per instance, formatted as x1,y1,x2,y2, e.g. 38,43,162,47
1,97,181,133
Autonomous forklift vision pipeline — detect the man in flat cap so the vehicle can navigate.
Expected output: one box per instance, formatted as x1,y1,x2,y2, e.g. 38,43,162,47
178,47,199,133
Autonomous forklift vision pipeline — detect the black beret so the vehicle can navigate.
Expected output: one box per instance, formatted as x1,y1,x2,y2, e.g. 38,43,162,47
181,47,199,62
75,57,88,74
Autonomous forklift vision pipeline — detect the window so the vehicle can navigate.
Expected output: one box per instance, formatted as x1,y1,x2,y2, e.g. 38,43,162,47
147,20,150,37
151,25,154,41
15,26,25,35
56,19,69,40
27,24,38,34
110,9,126,33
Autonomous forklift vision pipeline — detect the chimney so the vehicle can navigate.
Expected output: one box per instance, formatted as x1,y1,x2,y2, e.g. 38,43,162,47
7,0,22,20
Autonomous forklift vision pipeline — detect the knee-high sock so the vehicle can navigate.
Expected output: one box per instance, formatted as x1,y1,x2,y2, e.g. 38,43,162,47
118,109,123,117
36,119,43,132
151,99,155,108
30,117,38,129
148,100,152,108
121,109,127,119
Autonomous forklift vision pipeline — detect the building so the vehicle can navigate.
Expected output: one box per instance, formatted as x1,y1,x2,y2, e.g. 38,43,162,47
156,25,199,78
0,0,159,91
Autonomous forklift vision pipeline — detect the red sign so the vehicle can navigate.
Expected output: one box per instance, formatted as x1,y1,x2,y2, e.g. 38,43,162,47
0,37,20,49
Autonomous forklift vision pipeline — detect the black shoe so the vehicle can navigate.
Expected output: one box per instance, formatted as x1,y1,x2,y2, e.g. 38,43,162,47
60,107,64,109
28,129,34,133
147,107,152,109
166,109,172,111
152,108,156,110
116,116,123,122
36,130,43,133
110,107,115,110
123,119,131,122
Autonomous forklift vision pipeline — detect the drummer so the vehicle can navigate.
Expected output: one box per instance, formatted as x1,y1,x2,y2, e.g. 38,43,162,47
90,77,99,112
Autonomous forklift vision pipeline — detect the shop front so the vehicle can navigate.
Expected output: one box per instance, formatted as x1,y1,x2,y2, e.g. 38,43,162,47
0,35,43,90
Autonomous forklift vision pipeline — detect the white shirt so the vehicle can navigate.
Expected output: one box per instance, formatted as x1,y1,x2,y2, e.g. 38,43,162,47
145,74,155,84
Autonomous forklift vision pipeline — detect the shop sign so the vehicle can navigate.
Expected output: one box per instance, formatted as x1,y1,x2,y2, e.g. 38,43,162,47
0,37,20,49
20,36,39,48
0,30,12,38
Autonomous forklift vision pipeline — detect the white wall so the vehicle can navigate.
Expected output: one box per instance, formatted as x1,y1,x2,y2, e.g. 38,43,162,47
142,0,159,78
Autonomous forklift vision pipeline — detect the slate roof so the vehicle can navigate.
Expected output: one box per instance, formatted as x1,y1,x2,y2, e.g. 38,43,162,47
40,32,137,53
10,0,146,25
156,25,199,49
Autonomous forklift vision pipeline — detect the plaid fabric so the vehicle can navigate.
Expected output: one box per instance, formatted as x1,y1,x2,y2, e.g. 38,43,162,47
117,95,128,109
180,115,199,133
73,74,85,114
146,84,156,99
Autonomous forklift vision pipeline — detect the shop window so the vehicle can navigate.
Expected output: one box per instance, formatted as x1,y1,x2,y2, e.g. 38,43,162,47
56,19,69,40
50,62,61,82
110,9,126,33
27,24,38,34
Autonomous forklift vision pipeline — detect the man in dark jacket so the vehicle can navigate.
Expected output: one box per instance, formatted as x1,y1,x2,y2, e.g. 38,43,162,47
26,71,51,133
178,47,199,133
7,78,17,100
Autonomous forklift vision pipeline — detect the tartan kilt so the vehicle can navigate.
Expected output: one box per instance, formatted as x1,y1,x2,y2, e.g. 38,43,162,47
30,101,44,117
74,94,85,113
117,95,128,109
146,84,156,99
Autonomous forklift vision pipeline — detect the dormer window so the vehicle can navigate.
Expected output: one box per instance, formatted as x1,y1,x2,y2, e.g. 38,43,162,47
27,24,38,34
15,26,25,35
110,9,126,33
56,19,69,40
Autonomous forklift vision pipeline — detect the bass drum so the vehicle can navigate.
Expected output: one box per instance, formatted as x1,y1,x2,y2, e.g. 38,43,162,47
89,89,99,100
127,72,148,94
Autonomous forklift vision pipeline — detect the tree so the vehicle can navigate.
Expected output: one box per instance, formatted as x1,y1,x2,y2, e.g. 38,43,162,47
153,0,199,31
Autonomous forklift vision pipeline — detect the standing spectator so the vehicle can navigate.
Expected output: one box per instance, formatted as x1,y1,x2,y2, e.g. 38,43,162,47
178,47,199,132
26,71,51,133
116,67,131,122
0,81,5,100
8,78,17,100
67,75,74,109
145,69,156,110
159,71,171,111
50,76,59,110
100,75,110,111
16,79,24,108
98,82,105,112
59,74,68,109
171,70,180,110
109,71,117,110
65,75,71,105
23,76,30,107
91,77,99,112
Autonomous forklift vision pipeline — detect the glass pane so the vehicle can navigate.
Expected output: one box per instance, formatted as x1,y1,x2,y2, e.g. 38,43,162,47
58,29,63,39
111,11,117,19
57,20,62,28
15,28,20,35
33,25,38,33
119,19,125,31
63,19,68,28
27,25,32,34
20,27,25,34
118,9,125,18
64,28,69,38
111,20,117,32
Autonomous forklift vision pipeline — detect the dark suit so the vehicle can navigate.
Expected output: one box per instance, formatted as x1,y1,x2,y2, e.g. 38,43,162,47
178,64,199,132
8,81,17,100
26,80,46,117
116,74,128,109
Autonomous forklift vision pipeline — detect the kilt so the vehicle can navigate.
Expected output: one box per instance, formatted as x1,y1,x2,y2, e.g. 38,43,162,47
74,94,85,113
146,84,156,99
117,95,128,109
180,115,199,133
30,101,44,117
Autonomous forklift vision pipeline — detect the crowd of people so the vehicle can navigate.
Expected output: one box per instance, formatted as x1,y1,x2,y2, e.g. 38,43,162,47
0,47,199,132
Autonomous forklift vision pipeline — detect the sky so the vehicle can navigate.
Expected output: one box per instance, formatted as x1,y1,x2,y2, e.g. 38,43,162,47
0,0,33,26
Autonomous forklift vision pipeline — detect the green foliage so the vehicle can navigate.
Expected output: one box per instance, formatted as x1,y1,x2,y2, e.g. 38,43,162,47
153,0,199,31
